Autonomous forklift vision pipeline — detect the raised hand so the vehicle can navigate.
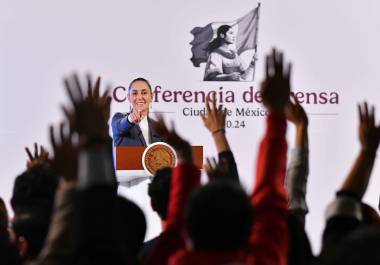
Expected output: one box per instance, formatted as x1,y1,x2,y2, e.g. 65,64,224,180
261,48,291,112
286,95,308,128
62,74,112,144
129,108,143,123
25,143,50,169
201,94,227,135
201,93,231,153
286,95,309,146
341,102,380,198
358,102,380,153
204,156,230,181
49,123,78,182
151,115,193,164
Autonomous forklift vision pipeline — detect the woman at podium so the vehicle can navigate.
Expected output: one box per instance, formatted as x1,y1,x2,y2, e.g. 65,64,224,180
111,78,162,146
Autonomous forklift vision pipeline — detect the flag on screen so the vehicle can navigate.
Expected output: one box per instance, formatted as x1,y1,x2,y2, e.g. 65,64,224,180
190,4,260,67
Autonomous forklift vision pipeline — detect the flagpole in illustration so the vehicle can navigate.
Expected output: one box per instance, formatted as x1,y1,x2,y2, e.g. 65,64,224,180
251,3,261,81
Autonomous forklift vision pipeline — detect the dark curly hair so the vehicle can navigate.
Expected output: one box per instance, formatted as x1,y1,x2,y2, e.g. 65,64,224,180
11,165,58,215
206,25,232,54
185,180,254,251
148,167,172,220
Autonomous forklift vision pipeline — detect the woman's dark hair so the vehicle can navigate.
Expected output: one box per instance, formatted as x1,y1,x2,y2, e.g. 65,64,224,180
128,77,152,94
206,25,232,53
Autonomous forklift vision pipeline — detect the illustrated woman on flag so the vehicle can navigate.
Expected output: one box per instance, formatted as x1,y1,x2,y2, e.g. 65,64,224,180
190,4,260,82
203,24,255,81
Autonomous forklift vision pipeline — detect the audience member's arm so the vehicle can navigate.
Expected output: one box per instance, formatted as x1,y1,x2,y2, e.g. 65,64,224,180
31,123,78,265
63,74,121,265
201,95,239,182
322,102,380,252
341,102,379,197
250,49,290,265
62,75,112,181
32,180,76,265
285,95,309,226
32,74,113,265
74,141,117,264
201,95,230,153
145,116,201,265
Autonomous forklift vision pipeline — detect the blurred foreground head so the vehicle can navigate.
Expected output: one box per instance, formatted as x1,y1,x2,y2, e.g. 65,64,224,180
11,165,58,215
10,165,58,260
0,198,8,235
318,225,380,265
185,180,253,251
117,196,147,258
148,167,172,221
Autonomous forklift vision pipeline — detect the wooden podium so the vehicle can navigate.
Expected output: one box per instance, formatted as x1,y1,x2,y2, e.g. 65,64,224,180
115,146,204,171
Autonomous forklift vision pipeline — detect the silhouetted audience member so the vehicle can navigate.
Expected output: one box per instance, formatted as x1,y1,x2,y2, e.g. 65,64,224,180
10,165,58,262
318,225,380,265
148,167,172,221
319,102,380,264
185,180,253,252
140,167,172,262
60,74,145,265
11,165,58,216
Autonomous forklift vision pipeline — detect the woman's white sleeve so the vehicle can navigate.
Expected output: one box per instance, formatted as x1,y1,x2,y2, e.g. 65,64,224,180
204,52,223,80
